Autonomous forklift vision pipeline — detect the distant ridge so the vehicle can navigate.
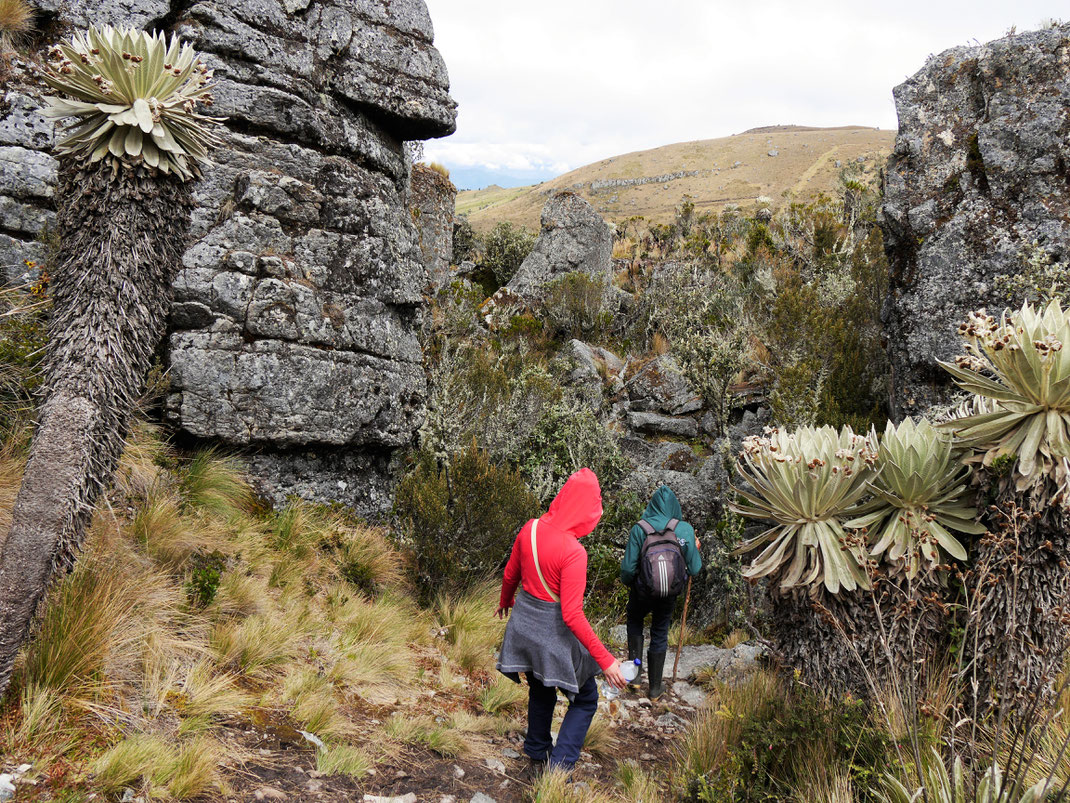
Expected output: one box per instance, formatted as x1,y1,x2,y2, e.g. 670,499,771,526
457,125,894,231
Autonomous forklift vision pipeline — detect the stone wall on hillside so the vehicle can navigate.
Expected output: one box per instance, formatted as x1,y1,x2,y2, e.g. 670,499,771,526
882,24,1070,417
0,0,456,515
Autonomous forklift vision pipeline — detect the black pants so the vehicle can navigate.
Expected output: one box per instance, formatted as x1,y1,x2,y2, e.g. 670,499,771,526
626,587,675,654
523,673,599,770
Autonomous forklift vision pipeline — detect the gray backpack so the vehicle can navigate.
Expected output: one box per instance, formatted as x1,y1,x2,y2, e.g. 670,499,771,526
637,518,687,597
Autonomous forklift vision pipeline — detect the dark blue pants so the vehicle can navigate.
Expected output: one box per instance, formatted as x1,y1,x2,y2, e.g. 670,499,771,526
626,587,675,654
523,673,598,770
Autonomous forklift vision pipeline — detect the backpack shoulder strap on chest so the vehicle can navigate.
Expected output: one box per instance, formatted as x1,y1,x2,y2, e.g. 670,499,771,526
530,519,560,603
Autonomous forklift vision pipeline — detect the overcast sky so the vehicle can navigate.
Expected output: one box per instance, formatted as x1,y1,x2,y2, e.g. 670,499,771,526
421,1,1065,189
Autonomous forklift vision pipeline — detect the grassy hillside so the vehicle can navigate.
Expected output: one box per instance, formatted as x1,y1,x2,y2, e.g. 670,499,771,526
457,125,894,232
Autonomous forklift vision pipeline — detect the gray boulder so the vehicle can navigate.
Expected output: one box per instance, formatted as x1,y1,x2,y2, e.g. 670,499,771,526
507,192,613,300
627,411,699,439
625,355,702,415
883,23,1070,416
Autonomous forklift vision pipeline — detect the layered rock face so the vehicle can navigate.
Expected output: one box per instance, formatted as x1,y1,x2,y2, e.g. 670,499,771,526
883,24,1070,416
0,0,456,514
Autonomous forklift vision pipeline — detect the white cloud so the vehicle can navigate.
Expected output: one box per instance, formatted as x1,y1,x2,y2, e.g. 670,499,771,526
421,0,1065,184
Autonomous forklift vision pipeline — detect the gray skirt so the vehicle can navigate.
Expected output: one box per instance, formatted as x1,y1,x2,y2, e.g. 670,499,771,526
496,590,602,695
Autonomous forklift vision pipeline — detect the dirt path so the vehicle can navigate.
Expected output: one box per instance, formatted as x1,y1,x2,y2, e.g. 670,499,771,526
224,684,700,802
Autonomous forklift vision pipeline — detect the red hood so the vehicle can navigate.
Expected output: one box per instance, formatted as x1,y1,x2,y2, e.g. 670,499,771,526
539,468,602,538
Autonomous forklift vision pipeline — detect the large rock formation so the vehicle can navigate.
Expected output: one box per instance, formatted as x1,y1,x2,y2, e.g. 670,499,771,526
507,191,613,299
882,24,1070,416
0,0,456,515
409,163,457,290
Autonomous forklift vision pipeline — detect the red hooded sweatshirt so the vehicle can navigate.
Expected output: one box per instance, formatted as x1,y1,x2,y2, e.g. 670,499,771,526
499,468,615,671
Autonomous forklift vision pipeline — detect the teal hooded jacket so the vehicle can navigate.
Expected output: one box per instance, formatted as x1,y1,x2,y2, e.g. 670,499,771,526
620,486,702,586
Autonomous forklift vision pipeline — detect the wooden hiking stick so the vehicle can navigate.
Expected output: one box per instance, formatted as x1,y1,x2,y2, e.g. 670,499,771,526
672,576,693,682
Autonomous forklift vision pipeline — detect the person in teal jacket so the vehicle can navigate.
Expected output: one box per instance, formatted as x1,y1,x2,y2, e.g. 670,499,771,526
619,485,702,698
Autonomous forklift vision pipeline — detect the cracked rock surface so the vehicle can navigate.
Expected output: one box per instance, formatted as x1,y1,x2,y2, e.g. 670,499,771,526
882,23,1070,416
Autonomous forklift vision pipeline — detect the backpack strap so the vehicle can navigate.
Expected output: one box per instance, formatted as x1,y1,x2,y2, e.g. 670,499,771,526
665,518,680,533
638,519,656,536
530,519,560,603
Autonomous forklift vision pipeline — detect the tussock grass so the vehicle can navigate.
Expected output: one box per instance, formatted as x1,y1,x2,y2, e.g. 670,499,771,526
531,767,619,802
20,548,179,695
434,583,505,673
91,732,224,800
479,674,526,716
209,612,303,678
165,735,225,799
386,713,471,757
181,450,253,519
92,733,175,793
279,667,352,742
208,571,272,619
16,684,64,748
132,490,211,569
0,0,34,50
791,750,854,803
582,712,618,758
316,743,372,779
616,759,665,802
115,422,170,501
177,661,251,731
721,629,751,649
675,668,782,781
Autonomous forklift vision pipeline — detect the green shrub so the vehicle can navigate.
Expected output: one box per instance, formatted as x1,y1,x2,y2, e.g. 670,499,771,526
394,444,539,604
994,240,1070,307
540,272,610,340
480,221,536,287
515,396,627,504
185,551,226,607
632,261,754,433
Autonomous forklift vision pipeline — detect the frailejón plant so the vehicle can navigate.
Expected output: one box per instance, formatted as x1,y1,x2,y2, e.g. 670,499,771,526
0,25,221,697
41,25,220,179
846,418,984,579
878,748,1050,803
730,426,878,594
939,301,1070,490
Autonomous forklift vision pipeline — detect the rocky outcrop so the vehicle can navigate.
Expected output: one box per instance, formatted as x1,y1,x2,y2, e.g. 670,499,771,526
507,192,612,299
1,0,456,515
882,24,1070,416
409,163,457,290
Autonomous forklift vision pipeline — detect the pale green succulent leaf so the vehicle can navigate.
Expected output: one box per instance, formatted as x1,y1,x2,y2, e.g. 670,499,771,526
40,24,222,180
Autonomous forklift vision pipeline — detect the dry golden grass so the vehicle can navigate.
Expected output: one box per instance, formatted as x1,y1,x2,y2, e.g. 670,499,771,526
316,743,372,779
458,126,895,231
582,712,618,758
385,713,472,757
479,674,526,716
434,582,506,673
616,759,666,802
0,0,33,50
531,767,620,802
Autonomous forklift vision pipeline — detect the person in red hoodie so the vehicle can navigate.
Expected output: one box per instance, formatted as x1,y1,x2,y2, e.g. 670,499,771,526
496,468,627,777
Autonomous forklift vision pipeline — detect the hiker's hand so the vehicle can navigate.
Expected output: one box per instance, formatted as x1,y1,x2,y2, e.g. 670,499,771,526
603,661,627,689
495,605,511,620
695,537,701,550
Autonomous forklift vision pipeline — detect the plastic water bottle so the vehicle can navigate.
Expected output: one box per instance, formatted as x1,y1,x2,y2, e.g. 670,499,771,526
602,659,641,701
